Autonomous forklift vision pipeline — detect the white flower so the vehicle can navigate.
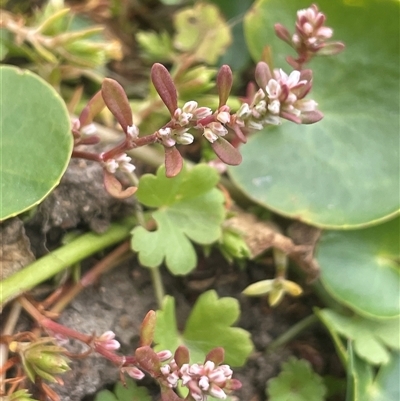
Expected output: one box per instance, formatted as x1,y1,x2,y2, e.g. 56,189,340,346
237,103,251,119
176,132,194,145
103,153,135,174
203,128,219,143
266,79,282,100
127,124,139,139
217,111,231,124
104,159,119,174
182,101,198,113
194,107,213,120
268,99,280,115
207,122,228,136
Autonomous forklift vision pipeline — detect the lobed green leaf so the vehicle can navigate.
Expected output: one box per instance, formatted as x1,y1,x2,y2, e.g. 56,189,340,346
131,164,225,275
154,291,253,367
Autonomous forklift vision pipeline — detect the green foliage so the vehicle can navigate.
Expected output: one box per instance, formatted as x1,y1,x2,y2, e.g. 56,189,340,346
346,343,400,401
1,0,121,84
131,164,225,275
154,290,254,366
266,357,326,401
318,309,400,366
208,0,253,71
136,30,174,62
94,378,151,401
316,217,400,318
0,65,72,220
230,0,399,228
173,2,231,64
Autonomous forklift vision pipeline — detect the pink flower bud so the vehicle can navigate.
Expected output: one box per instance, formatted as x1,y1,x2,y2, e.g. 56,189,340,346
274,23,292,44
123,366,145,380
140,310,156,347
255,61,273,90
157,350,173,362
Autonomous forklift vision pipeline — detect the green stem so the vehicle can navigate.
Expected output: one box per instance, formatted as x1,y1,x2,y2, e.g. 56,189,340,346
0,217,136,307
150,268,165,309
267,314,319,352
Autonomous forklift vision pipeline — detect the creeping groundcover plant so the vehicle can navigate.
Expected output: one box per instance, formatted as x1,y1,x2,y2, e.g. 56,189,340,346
0,0,398,400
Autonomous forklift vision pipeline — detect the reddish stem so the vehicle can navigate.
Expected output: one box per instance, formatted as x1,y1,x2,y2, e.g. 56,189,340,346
71,150,102,162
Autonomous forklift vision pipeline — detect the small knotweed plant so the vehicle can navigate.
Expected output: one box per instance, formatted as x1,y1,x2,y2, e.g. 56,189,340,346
70,3,343,201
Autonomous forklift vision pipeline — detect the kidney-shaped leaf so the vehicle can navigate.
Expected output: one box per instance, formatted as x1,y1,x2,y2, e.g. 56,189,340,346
0,66,72,220
316,217,400,318
229,0,399,228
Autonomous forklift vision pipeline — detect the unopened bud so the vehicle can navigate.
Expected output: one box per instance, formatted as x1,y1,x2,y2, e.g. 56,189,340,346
203,128,219,143
176,132,194,145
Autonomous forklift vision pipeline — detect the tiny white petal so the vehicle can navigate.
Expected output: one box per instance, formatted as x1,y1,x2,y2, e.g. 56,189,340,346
194,107,213,120
157,350,173,361
199,376,210,390
268,100,280,115
237,103,251,119
208,122,228,136
127,124,139,138
158,127,172,137
266,79,281,99
217,111,231,124
183,101,198,113
176,133,194,145
125,367,145,380
287,71,301,87
203,128,219,143
160,365,171,375
81,123,97,136
72,118,80,131
303,22,314,35
120,162,136,174
99,331,115,340
204,361,215,372
209,384,227,399
246,120,264,130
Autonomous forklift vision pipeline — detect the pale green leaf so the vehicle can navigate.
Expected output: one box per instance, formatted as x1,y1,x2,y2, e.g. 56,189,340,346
267,357,326,401
318,310,399,366
229,0,399,228
174,3,231,64
131,164,225,275
0,66,72,220
154,291,254,367
317,217,400,318
94,378,151,401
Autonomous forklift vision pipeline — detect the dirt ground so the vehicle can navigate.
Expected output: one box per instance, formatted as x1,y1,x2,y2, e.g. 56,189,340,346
0,159,344,401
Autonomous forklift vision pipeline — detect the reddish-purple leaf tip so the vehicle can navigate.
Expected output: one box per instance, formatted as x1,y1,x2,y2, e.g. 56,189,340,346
151,63,178,116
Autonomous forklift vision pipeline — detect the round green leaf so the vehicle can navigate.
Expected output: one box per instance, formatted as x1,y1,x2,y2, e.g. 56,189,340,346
229,0,399,228
316,217,400,318
0,66,72,220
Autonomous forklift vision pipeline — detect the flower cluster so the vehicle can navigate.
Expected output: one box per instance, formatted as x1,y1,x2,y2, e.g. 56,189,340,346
102,153,135,174
274,4,344,68
149,347,240,401
157,101,213,147
236,61,322,129
160,359,239,401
